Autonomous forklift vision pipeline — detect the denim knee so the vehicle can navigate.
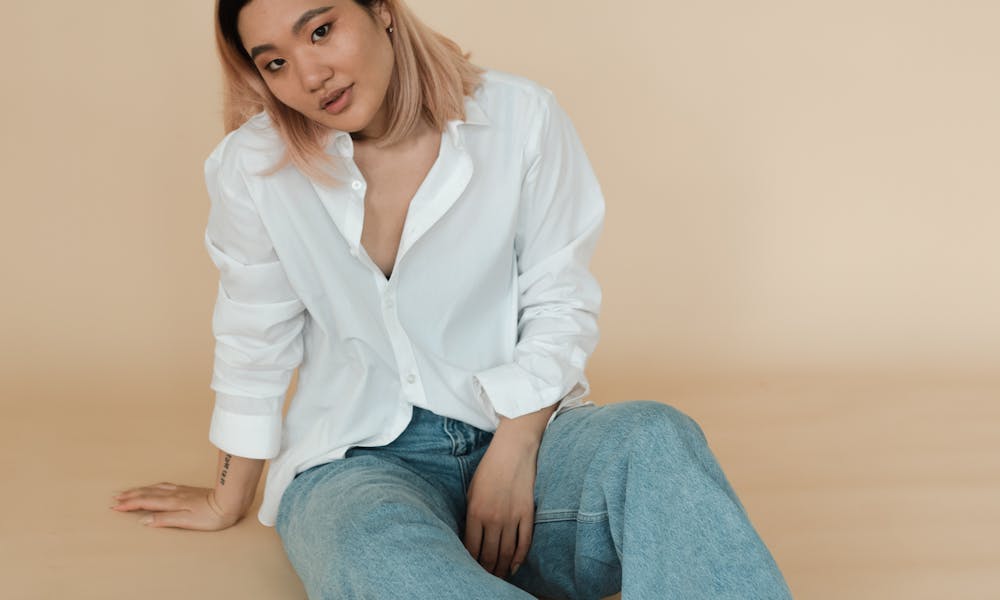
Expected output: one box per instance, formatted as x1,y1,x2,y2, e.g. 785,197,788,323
618,400,709,449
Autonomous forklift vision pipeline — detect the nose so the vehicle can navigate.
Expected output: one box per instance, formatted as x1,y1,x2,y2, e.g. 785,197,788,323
297,49,334,93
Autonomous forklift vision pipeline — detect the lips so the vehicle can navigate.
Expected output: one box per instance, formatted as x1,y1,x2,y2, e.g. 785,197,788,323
320,84,352,110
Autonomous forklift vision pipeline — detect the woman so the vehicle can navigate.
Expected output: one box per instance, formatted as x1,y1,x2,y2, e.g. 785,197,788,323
112,1,794,598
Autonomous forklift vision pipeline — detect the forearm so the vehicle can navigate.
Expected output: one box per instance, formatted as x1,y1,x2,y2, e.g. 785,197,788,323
494,402,559,447
212,449,264,517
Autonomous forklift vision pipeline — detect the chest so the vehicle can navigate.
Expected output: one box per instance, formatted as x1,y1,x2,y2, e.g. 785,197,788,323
355,134,442,279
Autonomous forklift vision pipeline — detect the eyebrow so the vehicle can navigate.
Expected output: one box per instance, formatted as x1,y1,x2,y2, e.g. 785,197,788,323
249,5,335,60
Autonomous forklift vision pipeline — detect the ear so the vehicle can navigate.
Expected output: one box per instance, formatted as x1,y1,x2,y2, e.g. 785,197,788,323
373,1,393,29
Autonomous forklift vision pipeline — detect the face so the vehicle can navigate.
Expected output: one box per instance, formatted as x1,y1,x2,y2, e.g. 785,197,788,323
238,0,394,139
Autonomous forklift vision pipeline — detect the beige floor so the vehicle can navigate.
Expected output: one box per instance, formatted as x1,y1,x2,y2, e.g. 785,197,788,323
4,373,997,599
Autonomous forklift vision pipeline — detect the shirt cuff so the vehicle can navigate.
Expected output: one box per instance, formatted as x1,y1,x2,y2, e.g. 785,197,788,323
208,397,283,459
472,363,590,421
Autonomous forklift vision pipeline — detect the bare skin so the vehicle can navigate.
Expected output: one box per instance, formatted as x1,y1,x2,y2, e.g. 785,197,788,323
111,452,263,531
353,120,442,278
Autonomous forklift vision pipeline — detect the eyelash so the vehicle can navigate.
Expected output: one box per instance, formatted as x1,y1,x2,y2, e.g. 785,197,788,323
263,22,332,73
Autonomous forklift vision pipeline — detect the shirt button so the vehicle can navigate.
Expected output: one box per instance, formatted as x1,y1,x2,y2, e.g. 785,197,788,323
406,373,417,384
351,180,363,191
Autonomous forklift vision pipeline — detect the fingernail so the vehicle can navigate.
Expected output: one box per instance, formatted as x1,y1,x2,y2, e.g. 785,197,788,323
511,563,521,576
139,516,153,525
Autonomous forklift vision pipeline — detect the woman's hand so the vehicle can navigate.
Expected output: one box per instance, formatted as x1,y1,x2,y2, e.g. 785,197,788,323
110,482,244,531
463,433,540,578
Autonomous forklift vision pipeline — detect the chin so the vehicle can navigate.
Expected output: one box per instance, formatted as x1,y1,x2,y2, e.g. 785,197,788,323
319,110,370,133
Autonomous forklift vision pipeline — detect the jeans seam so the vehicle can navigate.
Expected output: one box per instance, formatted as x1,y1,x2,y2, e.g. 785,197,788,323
534,509,609,524
442,418,461,455
457,455,469,497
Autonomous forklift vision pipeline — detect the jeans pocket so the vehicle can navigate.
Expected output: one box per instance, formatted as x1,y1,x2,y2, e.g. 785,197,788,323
553,401,595,421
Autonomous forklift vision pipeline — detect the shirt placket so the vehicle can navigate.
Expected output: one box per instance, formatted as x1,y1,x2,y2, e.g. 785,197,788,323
336,155,425,405
339,127,475,409
379,283,427,407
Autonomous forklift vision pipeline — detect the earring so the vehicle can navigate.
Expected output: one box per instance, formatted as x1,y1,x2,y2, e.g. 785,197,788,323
387,26,394,33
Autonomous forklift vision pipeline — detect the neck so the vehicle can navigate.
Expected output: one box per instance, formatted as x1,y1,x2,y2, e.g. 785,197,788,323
354,118,435,152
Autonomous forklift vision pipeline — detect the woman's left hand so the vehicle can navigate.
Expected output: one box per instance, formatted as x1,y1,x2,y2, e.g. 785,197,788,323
463,432,540,578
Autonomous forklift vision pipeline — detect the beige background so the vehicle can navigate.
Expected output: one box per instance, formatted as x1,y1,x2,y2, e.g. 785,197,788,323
2,0,998,598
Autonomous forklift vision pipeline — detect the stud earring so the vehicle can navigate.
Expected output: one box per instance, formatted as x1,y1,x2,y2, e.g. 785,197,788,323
387,26,394,33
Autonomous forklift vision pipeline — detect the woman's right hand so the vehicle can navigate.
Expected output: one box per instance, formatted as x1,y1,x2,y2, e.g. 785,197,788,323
111,482,244,531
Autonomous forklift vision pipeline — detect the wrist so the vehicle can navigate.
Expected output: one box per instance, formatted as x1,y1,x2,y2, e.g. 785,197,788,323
494,402,559,445
492,427,544,451
210,487,252,518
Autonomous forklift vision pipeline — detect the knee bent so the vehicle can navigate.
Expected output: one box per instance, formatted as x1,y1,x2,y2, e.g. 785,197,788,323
619,399,708,446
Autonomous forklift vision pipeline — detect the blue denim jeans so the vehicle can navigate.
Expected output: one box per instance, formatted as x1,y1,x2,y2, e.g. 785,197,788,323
275,401,793,599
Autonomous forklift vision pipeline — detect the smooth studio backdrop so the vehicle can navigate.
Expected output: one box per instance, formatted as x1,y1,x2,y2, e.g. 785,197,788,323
1,1,998,598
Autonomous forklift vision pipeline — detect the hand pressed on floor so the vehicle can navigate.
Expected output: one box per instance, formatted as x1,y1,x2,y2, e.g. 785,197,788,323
110,482,243,531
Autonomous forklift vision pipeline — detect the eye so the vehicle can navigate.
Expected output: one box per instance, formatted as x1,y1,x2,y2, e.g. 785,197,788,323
259,22,332,74
311,23,331,42
264,58,286,73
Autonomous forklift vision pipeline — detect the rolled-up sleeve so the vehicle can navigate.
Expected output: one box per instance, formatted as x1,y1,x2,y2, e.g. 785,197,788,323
203,152,306,459
472,89,605,420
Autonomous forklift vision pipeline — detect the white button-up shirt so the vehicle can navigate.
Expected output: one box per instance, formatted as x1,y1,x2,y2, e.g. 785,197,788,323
203,69,605,526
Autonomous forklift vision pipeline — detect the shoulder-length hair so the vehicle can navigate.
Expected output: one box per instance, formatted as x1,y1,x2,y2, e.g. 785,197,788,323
214,0,484,186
